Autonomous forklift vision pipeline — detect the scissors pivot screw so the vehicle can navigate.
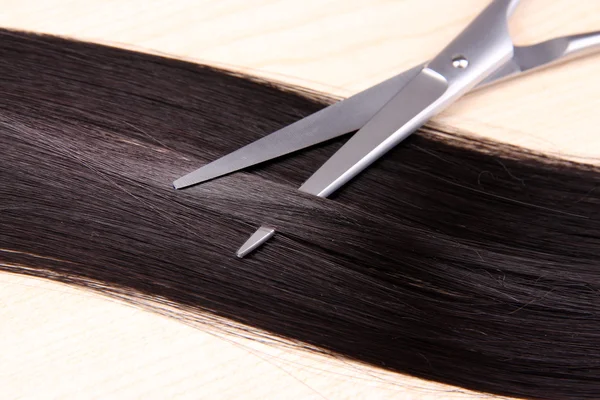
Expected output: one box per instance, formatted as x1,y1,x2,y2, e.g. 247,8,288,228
452,55,469,69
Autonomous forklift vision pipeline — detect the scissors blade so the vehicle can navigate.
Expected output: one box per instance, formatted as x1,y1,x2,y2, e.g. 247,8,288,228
173,64,424,189
236,226,275,258
175,28,600,190
236,69,451,257
235,0,523,256
299,68,450,197
234,5,600,258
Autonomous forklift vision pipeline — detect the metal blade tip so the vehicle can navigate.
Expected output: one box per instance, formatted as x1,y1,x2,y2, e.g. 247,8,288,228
236,226,276,258
173,174,202,190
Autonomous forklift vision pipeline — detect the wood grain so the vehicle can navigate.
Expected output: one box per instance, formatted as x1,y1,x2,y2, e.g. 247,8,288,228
1,1,599,398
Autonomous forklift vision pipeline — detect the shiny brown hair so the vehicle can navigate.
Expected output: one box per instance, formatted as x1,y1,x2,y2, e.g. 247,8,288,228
1,29,599,399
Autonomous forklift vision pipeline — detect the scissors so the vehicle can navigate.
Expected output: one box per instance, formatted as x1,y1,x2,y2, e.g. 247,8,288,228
174,0,600,257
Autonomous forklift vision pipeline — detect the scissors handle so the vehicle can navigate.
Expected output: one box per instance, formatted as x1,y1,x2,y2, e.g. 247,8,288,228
522,31,600,69
565,31,600,56
479,30,600,88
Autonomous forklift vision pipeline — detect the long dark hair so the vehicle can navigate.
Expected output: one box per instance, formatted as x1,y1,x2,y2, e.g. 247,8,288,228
1,29,599,399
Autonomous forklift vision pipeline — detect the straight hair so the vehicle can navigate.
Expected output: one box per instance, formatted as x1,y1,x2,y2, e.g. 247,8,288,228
1,29,599,400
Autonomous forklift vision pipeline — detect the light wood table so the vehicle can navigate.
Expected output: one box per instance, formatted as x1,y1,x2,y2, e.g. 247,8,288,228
1,1,599,399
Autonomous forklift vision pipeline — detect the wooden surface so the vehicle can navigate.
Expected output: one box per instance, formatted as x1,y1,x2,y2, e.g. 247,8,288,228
1,1,599,399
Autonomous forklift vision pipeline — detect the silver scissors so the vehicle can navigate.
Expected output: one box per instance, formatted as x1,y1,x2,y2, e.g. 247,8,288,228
174,0,600,257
